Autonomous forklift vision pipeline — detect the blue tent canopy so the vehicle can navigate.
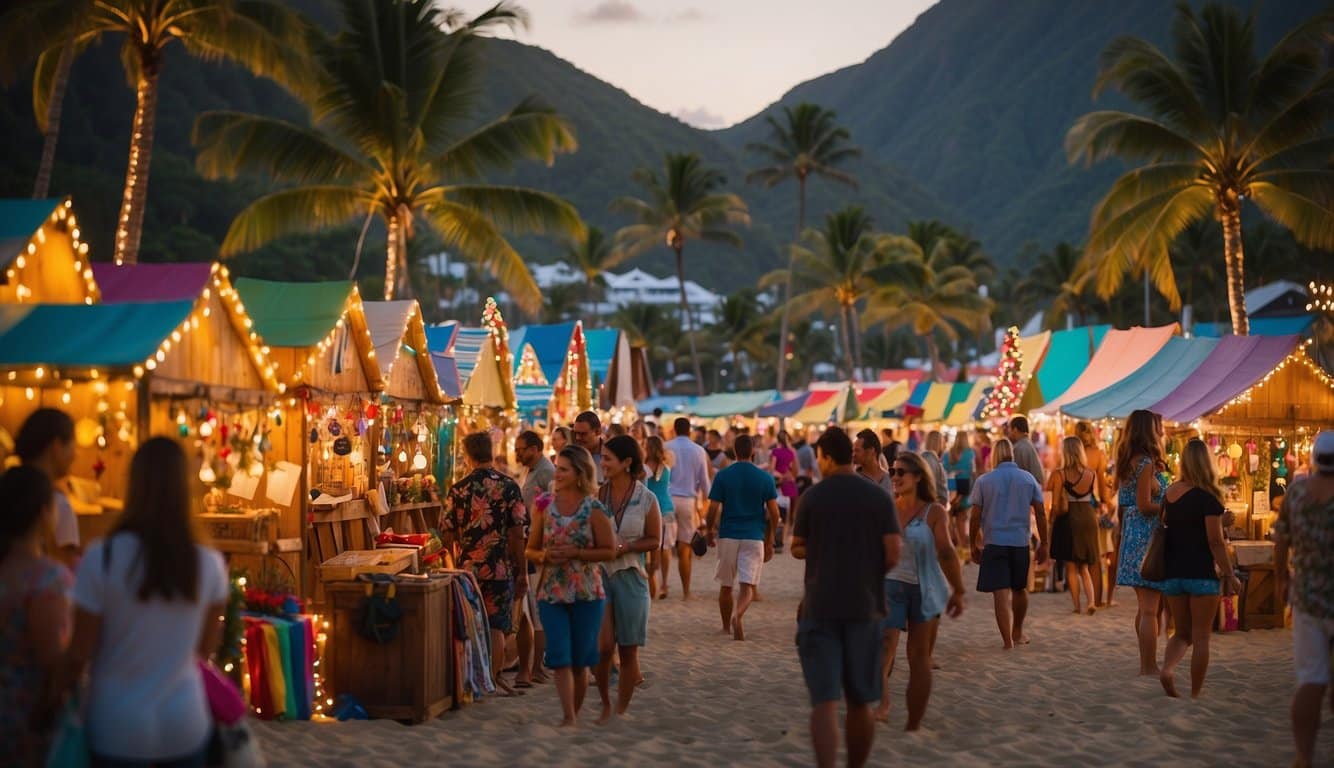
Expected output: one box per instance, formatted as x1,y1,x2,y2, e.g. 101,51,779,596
1062,337,1218,420
515,383,554,416
1193,315,1313,338
452,328,489,382
759,393,808,418
689,390,778,418
511,322,576,381
431,353,461,399
0,301,194,368
425,322,457,353
584,328,619,381
0,199,61,269
638,395,691,414
1027,325,1112,406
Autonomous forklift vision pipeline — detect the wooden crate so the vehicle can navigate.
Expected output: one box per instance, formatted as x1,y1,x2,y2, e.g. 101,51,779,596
1240,564,1286,630
325,577,454,723
318,548,416,582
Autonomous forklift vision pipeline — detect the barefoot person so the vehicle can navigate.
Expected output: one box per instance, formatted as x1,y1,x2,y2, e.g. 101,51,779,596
442,433,529,697
792,427,902,768
1275,430,1334,768
705,434,780,641
1158,439,1241,699
527,446,616,727
1047,436,1101,615
594,436,662,723
876,452,965,730
969,439,1049,649
643,436,675,600
1114,410,1168,675
666,417,711,600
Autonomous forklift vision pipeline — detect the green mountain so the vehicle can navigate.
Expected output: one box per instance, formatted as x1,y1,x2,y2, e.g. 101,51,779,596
717,0,1329,263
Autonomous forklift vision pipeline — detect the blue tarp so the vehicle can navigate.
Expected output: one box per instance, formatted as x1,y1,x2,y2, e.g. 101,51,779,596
425,322,458,353
0,301,193,368
515,383,554,416
431,353,461,399
759,393,808,418
585,328,619,380
0,199,60,269
452,327,489,383
511,323,576,381
1193,315,1314,338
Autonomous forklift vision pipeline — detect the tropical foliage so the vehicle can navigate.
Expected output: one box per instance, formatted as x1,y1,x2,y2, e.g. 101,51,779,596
193,0,583,309
563,226,625,324
1066,1,1334,335
745,103,859,389
612,152,749,394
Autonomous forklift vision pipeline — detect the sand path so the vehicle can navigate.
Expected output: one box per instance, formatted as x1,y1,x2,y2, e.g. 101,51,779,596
255,550,1330,766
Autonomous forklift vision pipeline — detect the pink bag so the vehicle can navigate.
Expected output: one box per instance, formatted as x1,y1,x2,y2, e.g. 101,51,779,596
200,660,247,725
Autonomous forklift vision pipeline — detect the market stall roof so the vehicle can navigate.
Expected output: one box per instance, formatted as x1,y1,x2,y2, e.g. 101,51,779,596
425,321,458,354
584,328,619,381
1062,337,1219,420
451,327,489,383
1019,325,1110,411
791,387,848,423
853,381,913,416
689,390,778,418
0,301,192,368
93,262,212,303
877,369,929,385
1034,325,1177,415
461,332,515,410
362,300,446,403
234,278,355,348
1193,315,1314,338
431,353,461,400
943,381,990,425
758,392,808,418
0,197,99,305
515,383,554,416
1150,334,1302,424
510,322,577,382
0,199,62,268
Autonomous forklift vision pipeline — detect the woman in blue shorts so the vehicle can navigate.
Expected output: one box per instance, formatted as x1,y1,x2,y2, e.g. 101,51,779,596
875,452,965,730
1158,439,1242,699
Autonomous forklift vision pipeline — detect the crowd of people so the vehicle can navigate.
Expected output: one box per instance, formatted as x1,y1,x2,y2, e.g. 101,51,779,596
2,401,1331,767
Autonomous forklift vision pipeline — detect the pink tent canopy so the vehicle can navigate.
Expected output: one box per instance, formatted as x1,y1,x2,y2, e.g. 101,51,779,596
1034,324,1178,415
93,262,213,303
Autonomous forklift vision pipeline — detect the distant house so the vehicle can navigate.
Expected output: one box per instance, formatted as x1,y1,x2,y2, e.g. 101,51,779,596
602,267,720,324
1245,280,1308,318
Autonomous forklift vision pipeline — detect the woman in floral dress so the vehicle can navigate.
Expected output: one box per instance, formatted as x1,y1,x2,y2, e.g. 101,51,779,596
1114,409,1168,676
526,445,616,727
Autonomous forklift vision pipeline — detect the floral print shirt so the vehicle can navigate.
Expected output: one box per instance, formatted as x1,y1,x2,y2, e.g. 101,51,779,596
536,493,606,604
1275,478,1334,620
443,467,527,581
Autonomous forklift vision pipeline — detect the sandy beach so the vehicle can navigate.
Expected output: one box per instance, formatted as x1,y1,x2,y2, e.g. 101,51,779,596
255,551,1330,767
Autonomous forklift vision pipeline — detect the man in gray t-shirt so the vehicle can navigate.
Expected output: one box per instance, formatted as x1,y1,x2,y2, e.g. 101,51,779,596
1007,416,1045,486
515,430,553,685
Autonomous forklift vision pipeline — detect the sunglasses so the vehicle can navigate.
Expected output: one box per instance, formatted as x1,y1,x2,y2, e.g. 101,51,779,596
890,468,917,477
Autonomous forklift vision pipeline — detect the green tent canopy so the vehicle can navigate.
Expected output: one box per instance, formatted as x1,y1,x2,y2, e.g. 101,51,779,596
233,278,354,348
0,301,193,369
0,198,62,268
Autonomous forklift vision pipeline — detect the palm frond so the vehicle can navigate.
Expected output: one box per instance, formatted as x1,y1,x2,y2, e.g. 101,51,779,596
1244,70,1334,161
431,96,576,179
1065,110,1204,165
1088,162,1204,232
177,1,317,96
434,185,585,240
0,0,88,85
419,198,542,315
193,111,371,184
221,186,370,256
1247,182,1334,251
1094,35,1209,137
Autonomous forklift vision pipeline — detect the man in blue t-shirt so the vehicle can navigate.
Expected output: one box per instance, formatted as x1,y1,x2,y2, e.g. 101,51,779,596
705,434,780,641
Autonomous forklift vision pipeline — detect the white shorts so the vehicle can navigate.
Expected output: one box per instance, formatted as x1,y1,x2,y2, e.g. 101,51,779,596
661,516,678,550
715,538,765,588
672,496,699,545
1293,608,1334,686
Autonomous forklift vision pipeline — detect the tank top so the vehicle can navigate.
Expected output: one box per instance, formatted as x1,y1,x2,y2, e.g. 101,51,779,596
888,504,951,619
600,480,654,576
1063,469,1096,503
537,494,606,604
645,465,674,513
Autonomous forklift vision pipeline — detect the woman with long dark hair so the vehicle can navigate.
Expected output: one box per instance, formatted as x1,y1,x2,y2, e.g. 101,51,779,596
643,435,674,599
0,466,72,764
63,437,229,766
1114,410,1168,676
594,435,662,723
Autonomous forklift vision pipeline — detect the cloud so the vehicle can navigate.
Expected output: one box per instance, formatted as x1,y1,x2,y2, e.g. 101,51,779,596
575,1,648,24
674,106,729,129
671,8,708,22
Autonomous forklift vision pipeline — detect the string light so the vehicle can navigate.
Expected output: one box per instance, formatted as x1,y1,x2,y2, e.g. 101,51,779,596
981,326,1025,419
6,198,99,304
1212,341,1334,419
1307,281,1333,312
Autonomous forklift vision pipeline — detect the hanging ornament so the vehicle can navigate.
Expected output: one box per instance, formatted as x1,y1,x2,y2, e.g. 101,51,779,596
366,403,380,420
92,457,106,479
199,462,217,484
328,420,342,437
398,448,408,463
1227,442,1243,460
356,417,368,437
412,449,428,471
199,420,214,438
309,427,320,444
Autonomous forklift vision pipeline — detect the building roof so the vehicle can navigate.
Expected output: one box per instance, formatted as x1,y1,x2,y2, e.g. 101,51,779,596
233,278,354,348
93,263,213,303
1245,280,1306,316
0,199,62,270
0,301,193,369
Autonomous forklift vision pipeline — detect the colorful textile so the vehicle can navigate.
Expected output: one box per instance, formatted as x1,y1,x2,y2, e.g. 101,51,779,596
0,557,72,766
261,623,287,718
241,614,314,720
1116,457,1166,589
1275,478,1334,620
443,468,527,581
537,494,607,604
448,573,496,698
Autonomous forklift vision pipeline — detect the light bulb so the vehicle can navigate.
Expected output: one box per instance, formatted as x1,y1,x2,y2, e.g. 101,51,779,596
199,464,217,484
398,449,408,463
248,461,264,478
412,451,428,471
199,421,214,438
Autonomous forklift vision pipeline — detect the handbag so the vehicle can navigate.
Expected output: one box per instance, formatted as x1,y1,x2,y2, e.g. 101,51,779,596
1139,510,1168,582
690,530,708,557
45,696,88,768
200,661,247,726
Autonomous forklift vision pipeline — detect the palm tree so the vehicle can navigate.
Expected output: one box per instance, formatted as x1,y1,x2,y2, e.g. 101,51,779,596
2,0,314,264
710,289,771,389
1017,242,1098,329
194,0,582,310
1066,3,1334,335
745,103,860,391
763,207,916,380
611,302,678,381
564,227,625,324
865,245,994,380
612,152,749,395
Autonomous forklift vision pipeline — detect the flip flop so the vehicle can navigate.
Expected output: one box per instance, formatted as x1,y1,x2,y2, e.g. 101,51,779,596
514,680,534,689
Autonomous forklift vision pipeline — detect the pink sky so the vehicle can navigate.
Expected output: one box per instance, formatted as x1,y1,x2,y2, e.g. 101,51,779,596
451,0,938,128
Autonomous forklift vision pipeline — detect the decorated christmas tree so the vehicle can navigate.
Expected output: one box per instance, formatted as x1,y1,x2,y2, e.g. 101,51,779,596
982,326,1024,419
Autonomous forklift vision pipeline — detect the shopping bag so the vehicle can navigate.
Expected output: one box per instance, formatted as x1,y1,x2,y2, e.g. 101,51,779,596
201,661,247,726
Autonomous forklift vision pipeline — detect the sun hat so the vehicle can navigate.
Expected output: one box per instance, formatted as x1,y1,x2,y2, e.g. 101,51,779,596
1314,431,1334,475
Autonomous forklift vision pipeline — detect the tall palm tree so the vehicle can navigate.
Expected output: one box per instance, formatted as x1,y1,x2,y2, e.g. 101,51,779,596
194,0,582,310
2,0,314,264
1066,2,1334,335
710,289,770,389
865,246,994,380
564,227,626,325
745,103,860,391
763,207,916,380
612,152,749,395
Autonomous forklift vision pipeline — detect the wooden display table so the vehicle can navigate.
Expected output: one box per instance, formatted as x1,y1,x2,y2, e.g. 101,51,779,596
325,576,455,723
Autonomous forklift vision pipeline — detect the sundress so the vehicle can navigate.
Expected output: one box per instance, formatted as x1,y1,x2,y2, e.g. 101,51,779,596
537,494,606,604
0,557,73,766
1116,456,1167,588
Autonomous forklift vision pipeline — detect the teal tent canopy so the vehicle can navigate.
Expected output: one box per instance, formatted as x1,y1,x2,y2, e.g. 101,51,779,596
584,329,619,380
1193,316,1313,338
1062,337,1218,420
0,199,61,268
689,390,779,418
233,278,353,347
0,301,193,369
1026,325,1111,407
510,322,576,381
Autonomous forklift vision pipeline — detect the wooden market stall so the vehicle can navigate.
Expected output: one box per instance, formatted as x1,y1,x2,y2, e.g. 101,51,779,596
0,197,99,305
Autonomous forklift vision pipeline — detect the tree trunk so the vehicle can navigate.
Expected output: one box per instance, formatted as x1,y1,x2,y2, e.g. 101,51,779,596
587,277,596,327
838,304,855,381
675,245,705,395
775,177,807,391
849,302,864,382
926,334,941,381
1219,196,1249,336
33,41,74,199
384,213,401,300
114,63,160,265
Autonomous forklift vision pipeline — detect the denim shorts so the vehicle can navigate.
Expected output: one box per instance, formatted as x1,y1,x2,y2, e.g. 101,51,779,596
883,579,939,631
796,618,884,706
538,599,605,669
1159,577,1220,597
